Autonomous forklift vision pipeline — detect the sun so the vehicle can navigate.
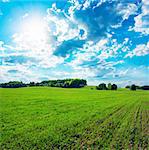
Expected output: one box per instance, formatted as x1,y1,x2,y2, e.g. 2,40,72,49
13,15,51,52
20,16,48,43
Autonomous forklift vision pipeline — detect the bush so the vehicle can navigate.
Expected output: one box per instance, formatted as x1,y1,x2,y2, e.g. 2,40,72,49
130,84,136,91
96,83,117,90
64,79,87,88
111,84,117,90
108,83,112,90
141,86,149,90
125,85,130,88
96,83,107,90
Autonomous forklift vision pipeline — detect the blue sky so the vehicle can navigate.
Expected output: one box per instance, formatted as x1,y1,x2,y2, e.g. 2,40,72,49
0,0,149,86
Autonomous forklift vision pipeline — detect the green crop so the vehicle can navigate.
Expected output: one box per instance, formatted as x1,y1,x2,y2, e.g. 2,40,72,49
0,87,148,149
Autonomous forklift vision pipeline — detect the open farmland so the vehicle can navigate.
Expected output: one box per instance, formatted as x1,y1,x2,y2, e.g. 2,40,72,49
0,87,149,149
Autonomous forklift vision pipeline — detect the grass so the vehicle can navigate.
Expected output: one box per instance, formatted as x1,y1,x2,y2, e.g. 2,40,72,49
0,87,149,149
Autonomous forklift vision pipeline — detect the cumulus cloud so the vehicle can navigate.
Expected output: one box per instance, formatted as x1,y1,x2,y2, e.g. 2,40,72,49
131,0,149,35
116,3,138,21
1,31,65,70
69,0,140,40
125,42,149,57
45,0,141,58
66,38,108,68
46,3,87,42
0,64,38,83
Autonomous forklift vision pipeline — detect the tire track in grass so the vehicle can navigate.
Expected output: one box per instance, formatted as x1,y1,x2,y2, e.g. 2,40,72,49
78,99,143,149
138,108,143,149
114,101,149,150
130,101,149,150
51,105,125,150
129,105,141,149
77,105,128,149
136,104,147,150
110,100,142,150
113,102,141,150
44,105,125,150
100,100,140,149
109,101,141,149
132,108,149,150
98,107,129,149
109,103,137,149
141,109,149,149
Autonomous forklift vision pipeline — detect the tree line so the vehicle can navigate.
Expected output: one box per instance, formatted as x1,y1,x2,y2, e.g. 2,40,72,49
125,84,149,90
0,81,27,88
0,79,87,88
0,80,148,90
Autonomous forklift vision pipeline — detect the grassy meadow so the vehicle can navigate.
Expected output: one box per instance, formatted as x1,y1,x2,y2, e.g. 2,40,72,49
0,87,149,149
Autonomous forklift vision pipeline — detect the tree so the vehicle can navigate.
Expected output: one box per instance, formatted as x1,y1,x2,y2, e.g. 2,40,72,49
0,81,26,88
130,84,136,91
141,86,149,90
29,82,36,86
63,81,70,88
96,83,107,90
108,83,112,90
125,85,130,89
64,79,87,88
111,84,117,90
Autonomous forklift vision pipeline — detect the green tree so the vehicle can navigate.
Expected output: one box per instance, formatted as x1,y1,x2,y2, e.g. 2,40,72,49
125,85,130,89
141,86,149,90
111,84,117,90
96,83,107,90
108,83,112,90
130,84,136,91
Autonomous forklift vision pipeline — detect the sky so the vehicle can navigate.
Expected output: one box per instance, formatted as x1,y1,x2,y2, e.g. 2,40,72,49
0,0,149,86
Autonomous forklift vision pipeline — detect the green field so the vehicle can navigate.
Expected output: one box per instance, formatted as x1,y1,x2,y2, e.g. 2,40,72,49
0,87,149,149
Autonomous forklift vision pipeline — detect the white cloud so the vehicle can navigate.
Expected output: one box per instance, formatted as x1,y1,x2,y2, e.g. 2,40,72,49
67,60,124,80
82,0,91,10
67,36,130,70
22,13,29,19
117,3,138,21
132,0,149,35
68,0,82,16
125,42,149,58
2,18,65,69
46,3,87,42
38,55,64,68
111,2,138,29
12,32,54,55
0,64,39,83
67,38,108,68
2,39,64,69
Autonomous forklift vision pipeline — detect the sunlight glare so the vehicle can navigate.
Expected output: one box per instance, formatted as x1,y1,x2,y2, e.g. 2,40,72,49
21,16,48,43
